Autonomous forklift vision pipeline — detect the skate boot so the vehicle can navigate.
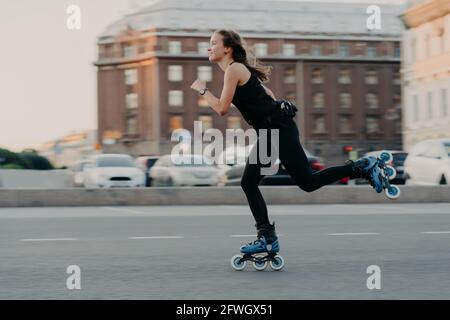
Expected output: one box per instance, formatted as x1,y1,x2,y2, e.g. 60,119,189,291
240,222,279,254
345,157,383,193
231,222,285,271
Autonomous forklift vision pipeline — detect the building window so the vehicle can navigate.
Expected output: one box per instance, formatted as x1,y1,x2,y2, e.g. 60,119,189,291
338,68,351,84
311,44,322,56
124,69,137,85
413,94,419,122
395,120,402,134
168,65,183,82
169,116,183,133
123,44,136,58
393,94,401,110
313,92,324,108
425,35,430,58
393,69,401,85
169,90,183,107
365,69,378,84
339,116,353,133
367,44,377,58
311,68,323,84
366,93,379,109
427,91,433,120
198,42,209,55
198,66,212,82
198,116,213,131
442,88,448,117
313,116,326,133
339,43,349,57
339,93,352,108
126,93,138,110
283,43,296,56
104,44,115,58
198,96,209,108
168,41,182,54
227,116,241,129
255,43,268,57
284,67,296,84
394,44,400,58
127,117,137,135
366,116,380,134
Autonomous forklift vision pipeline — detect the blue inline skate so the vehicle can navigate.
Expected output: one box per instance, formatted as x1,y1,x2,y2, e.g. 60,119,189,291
346,150,401,200
230,222,285,271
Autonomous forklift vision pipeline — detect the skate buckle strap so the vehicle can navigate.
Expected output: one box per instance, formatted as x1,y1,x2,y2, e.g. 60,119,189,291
266,244,272,251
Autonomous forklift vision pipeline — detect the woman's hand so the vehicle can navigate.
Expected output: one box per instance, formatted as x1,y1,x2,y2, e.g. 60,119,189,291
190,79,207,93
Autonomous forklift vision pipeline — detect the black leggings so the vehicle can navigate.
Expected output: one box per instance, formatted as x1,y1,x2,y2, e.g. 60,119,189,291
240,118,352,227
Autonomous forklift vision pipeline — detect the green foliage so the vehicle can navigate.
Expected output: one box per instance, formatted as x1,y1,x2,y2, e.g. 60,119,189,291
0,148,54,170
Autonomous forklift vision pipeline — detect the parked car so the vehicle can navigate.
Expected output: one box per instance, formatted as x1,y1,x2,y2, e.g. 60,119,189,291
404,138,450,185
69,160,90,187
215,144,250,186
135,155,159,187
220,147,336,186
355,150,408,185
83,154,146,188
149,154,220,186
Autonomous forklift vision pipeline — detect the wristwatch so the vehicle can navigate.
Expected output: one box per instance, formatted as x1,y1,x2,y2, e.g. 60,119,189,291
199,88,208,96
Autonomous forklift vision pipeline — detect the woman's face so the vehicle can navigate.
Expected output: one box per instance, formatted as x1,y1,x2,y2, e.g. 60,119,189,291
208,32,230,63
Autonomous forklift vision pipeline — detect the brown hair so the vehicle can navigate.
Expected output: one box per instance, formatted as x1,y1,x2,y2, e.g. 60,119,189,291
215,29,272,83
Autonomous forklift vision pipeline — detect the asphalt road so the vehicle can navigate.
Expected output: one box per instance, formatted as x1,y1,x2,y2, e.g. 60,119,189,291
1,203,450,300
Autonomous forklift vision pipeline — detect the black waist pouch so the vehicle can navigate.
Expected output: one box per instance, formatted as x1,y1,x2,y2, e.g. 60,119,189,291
256,99,298,129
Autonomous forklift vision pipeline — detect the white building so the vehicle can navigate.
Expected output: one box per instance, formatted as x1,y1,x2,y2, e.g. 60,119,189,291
401,0,450,151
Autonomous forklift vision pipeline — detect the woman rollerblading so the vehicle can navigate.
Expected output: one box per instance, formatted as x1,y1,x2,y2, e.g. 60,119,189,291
190,30,396,271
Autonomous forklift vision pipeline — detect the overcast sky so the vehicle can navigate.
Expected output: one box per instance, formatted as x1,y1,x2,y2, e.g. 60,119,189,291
0,0,406,152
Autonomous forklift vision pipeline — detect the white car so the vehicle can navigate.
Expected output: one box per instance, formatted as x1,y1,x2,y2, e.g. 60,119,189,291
149,154,220,186
83,154,146,188
215,145,249,186
69,160,90,187
404,138,450,185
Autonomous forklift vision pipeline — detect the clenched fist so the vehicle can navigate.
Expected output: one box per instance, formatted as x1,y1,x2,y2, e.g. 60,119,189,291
190,79,206,93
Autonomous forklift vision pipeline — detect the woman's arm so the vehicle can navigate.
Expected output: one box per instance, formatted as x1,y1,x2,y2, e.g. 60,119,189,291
190,64,240,116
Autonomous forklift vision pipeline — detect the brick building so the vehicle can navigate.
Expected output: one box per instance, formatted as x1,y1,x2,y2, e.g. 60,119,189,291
94,0,406,164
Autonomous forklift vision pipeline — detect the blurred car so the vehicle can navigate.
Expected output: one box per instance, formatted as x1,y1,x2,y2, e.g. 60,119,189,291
69,160,90,187
404,138,450,185
215,144,250,186
135,155,159,187
220,147,335,186
149,154,220,186
83,154,145,188
355,150,408,185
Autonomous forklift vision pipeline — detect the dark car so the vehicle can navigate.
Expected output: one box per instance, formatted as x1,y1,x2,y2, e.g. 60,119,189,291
222,149,330,186
355,150,408,185
136,156,159,187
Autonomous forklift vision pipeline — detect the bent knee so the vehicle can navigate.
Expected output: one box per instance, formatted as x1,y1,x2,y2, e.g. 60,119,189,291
295,180,316,193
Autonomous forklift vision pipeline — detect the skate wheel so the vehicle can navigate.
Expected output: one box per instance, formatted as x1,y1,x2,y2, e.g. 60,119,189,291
252,256,268,271
385,185,401,200
270,256,285,271
379,151,393,164
231,254,246,271
385,165,397,180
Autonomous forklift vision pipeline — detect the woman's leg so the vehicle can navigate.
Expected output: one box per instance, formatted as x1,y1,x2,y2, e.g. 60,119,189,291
278,121,353,192
240,137,271,227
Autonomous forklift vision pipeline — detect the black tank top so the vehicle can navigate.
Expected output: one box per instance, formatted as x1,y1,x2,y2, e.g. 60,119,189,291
231,63,279,128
